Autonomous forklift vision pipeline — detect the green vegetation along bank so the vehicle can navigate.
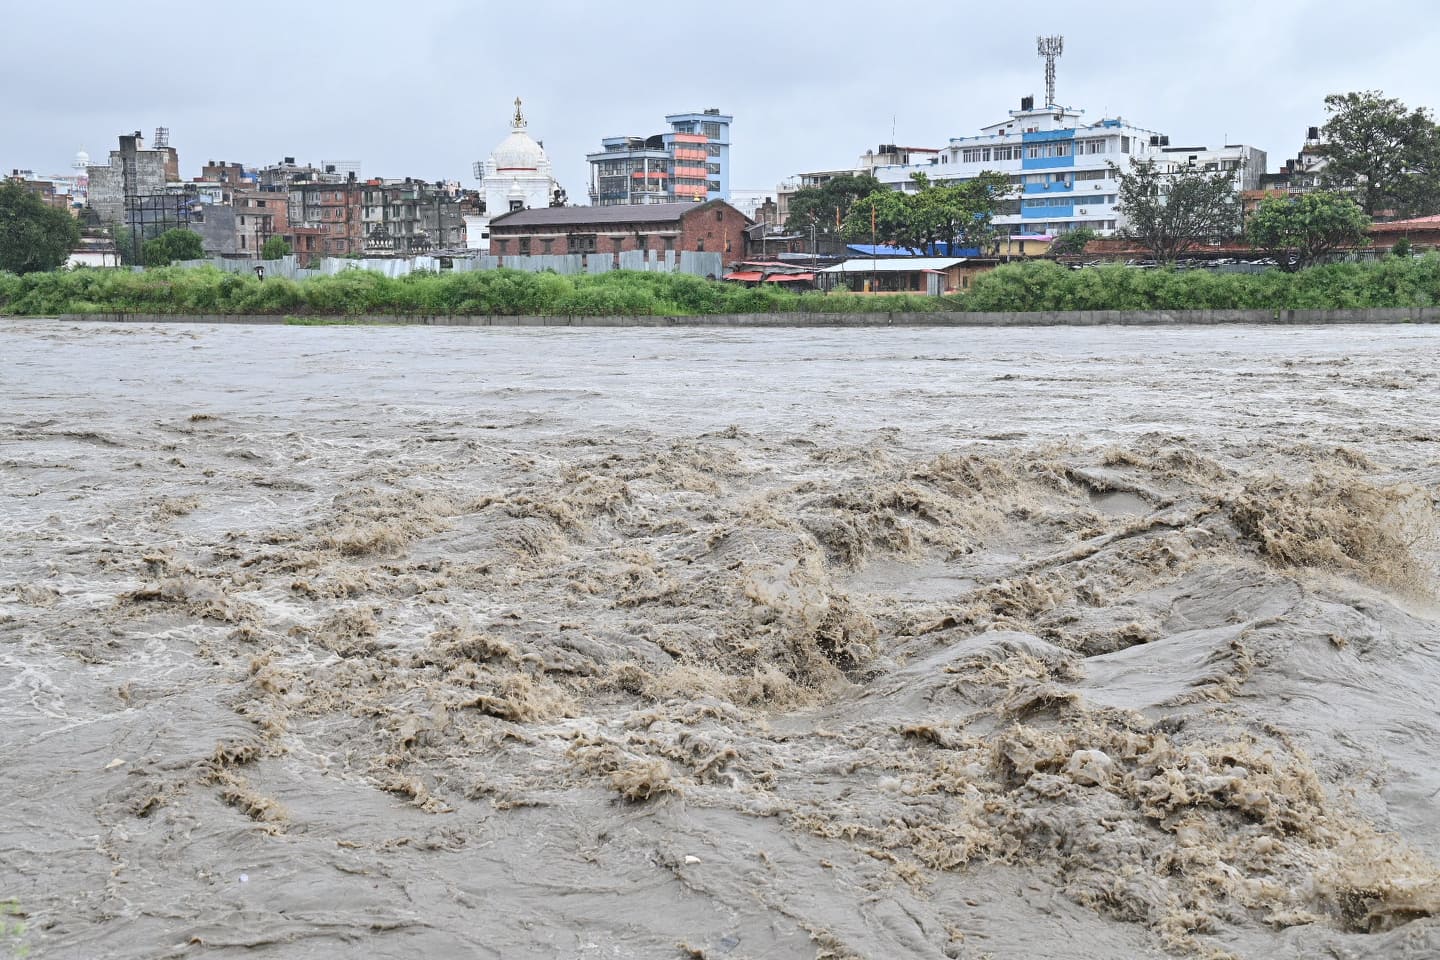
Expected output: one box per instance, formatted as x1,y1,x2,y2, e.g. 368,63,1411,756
5,256,1440,318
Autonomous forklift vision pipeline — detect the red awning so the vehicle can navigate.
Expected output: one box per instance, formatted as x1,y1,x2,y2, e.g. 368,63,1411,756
723,271,763,282
765,273,815,282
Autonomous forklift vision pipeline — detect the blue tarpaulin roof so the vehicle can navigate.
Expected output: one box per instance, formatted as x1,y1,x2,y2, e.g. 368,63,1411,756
847,243,982,258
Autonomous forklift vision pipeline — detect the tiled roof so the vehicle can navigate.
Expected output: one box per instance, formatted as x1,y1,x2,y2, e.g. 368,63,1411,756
1371,215,1440,230
490,200,745,228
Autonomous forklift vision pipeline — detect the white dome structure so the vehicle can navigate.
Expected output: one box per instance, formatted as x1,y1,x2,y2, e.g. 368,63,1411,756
491,131,547,172
73,149,90,171
467,98,567,253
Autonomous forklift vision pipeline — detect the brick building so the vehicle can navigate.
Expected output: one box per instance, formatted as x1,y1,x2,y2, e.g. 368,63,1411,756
284,178,364,262
487,199,751,267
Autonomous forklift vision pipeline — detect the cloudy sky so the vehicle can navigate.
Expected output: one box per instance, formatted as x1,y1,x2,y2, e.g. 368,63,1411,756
6,1,1440,198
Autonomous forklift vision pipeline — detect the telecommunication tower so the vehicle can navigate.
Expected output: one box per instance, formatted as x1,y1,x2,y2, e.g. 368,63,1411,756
1037,35,1064,108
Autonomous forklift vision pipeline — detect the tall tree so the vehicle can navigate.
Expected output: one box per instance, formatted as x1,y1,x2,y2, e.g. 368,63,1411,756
841,172,1015,254
142,228,205,267
783,173,883,237
0,181,82,274
1112,157,1239,263
1320,91,1440,217
1245,191,1370,271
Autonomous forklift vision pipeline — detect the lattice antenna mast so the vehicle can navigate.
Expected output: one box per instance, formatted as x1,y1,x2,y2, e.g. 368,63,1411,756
1037,35,1064,108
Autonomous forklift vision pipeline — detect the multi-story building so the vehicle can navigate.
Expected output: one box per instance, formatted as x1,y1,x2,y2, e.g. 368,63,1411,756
1153,142,1266,193
773,145,939,226
870,98,1157,237
360,179,466,255
6,171,76,213
1256,127,1327,196
587,108,732,206
258,157,359,190
86,129,181,227
870,95,1264,237
285,178,364,262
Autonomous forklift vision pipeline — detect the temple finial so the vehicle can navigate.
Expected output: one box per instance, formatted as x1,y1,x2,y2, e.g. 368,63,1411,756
513,97,526,129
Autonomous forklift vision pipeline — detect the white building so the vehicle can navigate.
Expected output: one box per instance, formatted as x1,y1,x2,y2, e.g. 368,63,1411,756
467,98,566,252
872,96,1264,237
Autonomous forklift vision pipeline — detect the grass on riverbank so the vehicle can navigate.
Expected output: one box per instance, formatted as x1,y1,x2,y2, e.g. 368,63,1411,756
965,255,1440,311
3,255,1440,317
0,266,942,317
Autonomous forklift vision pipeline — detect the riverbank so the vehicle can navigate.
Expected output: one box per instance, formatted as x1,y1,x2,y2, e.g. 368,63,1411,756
8,257,1440,320
26,306,1440,326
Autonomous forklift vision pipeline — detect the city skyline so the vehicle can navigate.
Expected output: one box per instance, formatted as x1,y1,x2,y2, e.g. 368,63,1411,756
8,1,1440,198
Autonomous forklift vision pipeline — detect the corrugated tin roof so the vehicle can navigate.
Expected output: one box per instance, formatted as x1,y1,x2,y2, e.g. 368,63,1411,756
821,258,967,274
490,200,748,228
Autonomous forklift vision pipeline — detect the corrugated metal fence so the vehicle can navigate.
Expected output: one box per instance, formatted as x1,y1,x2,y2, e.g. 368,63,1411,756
161,251,724,280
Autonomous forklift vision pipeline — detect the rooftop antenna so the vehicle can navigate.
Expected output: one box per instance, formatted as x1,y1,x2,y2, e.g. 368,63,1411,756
1036,35,1063,108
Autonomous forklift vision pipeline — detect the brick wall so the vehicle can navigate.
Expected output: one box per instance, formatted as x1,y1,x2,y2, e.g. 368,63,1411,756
490,201,750,266
678,202,747,266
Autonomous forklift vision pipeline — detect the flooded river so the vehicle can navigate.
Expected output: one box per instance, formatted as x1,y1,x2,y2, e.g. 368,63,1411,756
2,320,1438,959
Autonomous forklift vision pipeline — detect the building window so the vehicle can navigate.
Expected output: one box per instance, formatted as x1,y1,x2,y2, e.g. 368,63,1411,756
568,234,597,253
518,238,530,254
509,199,524,211
663,236,674,251
541,238,553,253
695,239,704,252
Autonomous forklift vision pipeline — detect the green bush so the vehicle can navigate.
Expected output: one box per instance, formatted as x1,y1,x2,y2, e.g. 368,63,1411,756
7,258,1440,318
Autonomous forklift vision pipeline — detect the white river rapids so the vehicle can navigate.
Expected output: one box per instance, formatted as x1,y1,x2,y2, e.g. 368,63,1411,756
2,320,1438,959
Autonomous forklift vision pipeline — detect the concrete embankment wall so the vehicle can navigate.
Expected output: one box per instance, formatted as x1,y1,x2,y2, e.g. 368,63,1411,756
41,307,1440,326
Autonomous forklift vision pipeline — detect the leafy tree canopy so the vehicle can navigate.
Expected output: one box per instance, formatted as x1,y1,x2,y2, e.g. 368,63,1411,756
1049,227,1097,257
261,235,292,260
1245,191,1370,272
142,229,205,267
0,181,82,274
841,171,1015,254
783,173,884,236
1320,91,1440,217
1113,157,1239,264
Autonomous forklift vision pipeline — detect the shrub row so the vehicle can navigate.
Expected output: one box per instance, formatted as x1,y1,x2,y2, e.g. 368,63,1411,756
963,256,1440,311
0,266,941,317
4,257,1439,317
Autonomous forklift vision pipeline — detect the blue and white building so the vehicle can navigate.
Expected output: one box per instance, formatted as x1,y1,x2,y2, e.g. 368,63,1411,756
872,96,1264,237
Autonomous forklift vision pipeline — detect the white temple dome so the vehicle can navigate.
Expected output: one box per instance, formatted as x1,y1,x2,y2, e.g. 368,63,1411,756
489,98,548,172
492,130,545,172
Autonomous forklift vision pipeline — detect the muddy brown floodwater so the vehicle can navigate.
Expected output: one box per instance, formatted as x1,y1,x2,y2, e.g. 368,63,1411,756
2,320,1439,960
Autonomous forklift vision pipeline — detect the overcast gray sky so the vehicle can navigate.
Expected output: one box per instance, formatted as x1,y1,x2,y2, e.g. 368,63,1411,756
5,1,1440,197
